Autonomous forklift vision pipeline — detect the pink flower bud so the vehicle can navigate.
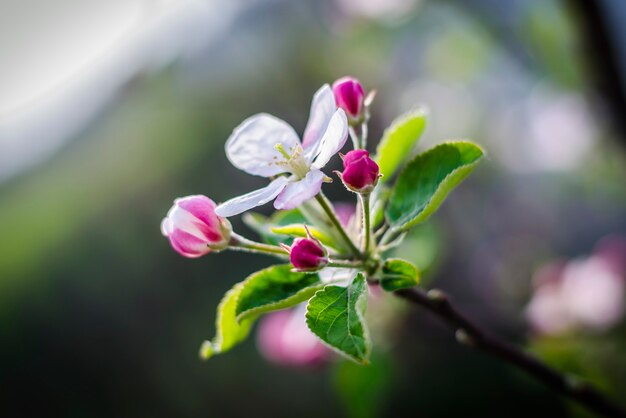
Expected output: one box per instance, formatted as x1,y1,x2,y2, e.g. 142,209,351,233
161,195,231,258
282,227,328,272
332,76,366,118
257,307,331,368
340,149,380,193
288,237,328,271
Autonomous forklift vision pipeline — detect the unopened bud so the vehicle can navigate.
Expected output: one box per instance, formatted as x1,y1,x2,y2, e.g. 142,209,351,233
161,195,231,258
332,76,366,119
339,150,380,193
282,226,328,272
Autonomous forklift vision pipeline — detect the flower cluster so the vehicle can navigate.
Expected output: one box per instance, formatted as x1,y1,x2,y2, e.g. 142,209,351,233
161,76,485,365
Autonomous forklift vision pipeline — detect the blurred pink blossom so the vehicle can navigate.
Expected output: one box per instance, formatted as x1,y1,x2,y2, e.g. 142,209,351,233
256,306,332,368
334,202,356,228
527,238,626,335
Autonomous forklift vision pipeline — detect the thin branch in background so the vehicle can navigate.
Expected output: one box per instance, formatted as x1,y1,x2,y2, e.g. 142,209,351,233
567,0,626,145
394,286,626,418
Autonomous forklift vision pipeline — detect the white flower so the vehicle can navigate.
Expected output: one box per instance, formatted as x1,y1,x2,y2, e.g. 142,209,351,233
215,85,348,217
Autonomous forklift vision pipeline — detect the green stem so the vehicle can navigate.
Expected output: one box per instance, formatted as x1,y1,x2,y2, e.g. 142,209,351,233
360,121,368,149
359,193,371,255
228,233,287,258
348,122,368,149
379,227,399,246
315,193,362,257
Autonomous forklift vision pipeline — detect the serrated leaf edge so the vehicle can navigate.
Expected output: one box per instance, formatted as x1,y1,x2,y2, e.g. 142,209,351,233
388,140,484,232
304,275,371,364
199,282,248,360
236,282,323,322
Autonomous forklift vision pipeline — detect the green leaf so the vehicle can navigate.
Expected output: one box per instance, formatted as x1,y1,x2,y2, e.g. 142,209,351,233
199,265,322,360
370,185,390,229
236,264,322,322
380,258,419,291
386,141,484,231
305,273,371,364
375,108,427,181
199,282,256,360
270,224,337,249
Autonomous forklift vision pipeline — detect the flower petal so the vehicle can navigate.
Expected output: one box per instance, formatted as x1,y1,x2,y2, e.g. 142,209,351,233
311,109,348,169
318,267,358,287
302,85,336,162
274,169,325,210
226,113,300,177
167,229,212,258
215,176,290,217
175,195,221,231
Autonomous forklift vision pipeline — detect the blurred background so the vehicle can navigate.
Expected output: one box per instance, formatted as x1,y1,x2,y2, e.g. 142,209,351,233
1,0,626,416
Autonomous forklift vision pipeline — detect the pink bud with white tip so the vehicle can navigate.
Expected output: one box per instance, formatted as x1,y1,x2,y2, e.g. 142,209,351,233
161,195,231,258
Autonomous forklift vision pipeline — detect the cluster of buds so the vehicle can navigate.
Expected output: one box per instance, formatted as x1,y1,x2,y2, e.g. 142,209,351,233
162,76,375,261
161,76,394,368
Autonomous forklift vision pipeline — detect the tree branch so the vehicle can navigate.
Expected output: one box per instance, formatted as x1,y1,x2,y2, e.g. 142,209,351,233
394,287,626,418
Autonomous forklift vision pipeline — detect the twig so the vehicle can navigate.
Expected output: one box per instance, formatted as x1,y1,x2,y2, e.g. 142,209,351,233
394,287,626,418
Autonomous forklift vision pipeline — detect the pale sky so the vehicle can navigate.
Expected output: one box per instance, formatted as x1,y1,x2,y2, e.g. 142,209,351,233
0,0,243,181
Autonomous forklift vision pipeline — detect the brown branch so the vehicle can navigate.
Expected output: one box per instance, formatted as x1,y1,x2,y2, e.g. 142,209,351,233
394,287,626,418
566,0,626,145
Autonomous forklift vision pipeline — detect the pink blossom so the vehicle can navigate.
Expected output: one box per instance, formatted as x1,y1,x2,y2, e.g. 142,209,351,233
257,306,331,367
527,255,625,335
334,202,356,228
161,195,231,258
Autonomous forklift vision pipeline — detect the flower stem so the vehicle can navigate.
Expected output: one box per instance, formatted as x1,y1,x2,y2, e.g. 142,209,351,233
315,193,362,258
228,233,287,258
348,121,368,149
379,226,402,247
349,126,360,149
359,193,371,255
393,286,626,418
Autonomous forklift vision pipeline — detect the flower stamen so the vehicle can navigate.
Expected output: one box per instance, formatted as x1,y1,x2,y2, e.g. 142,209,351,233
274,143,309,178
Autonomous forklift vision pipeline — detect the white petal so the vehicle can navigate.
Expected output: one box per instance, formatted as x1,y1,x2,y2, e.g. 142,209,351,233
311,109,348,169
225,113,300,177
273,169,325,210
318,267,358,287
215,177,289,217
160,217,173,236
302,85,336,162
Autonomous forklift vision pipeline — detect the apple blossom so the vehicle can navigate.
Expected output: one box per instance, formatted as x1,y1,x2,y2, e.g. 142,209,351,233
215,85,348,217
161,195,231,258
527,256,625,335
257,306,331,367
